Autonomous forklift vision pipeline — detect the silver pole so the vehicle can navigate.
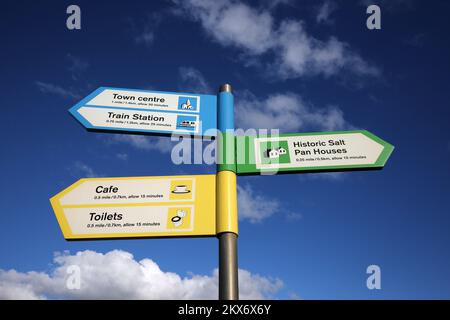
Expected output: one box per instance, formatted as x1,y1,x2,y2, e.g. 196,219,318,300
219,232,239,300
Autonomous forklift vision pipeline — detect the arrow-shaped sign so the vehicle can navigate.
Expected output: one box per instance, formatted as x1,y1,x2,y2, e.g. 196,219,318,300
69,87,217,137
50,175,216,240
235,130,394,175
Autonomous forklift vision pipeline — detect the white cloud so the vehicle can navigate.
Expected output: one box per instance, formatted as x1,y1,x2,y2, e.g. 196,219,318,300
132,13,162,47
174,0,379,79
0,250,283,300
69,161,99,178
135,31,154,46
178,66,213,94
173,67,353,132
237,183,280,223
109,135,174,154
35,81,81,100
116,153,129,161
238,183,302,223
275,21,379,78
235,91,350,132
288,292,302,300
179,0,275,55
66,54,89,81
286,212,303,221
404,33,426,47
36,55,89,99
316,1,337,24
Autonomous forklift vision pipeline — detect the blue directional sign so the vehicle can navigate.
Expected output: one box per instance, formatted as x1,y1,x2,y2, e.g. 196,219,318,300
69,87,217,137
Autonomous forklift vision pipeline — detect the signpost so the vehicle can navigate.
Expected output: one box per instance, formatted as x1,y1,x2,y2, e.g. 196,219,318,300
236,130,394,175
50,175,216,240
50,82,394,300
69,87,217,137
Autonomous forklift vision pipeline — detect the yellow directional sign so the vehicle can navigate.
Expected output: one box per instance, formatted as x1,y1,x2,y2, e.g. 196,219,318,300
50,175,216,240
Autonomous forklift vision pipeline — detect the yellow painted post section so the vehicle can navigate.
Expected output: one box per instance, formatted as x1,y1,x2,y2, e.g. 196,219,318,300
216,170,238,235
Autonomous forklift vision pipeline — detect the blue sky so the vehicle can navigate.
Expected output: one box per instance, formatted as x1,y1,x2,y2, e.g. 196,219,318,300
1,0,450,299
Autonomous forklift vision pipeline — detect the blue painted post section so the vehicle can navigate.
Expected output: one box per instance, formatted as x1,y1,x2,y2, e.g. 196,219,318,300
218,89,234,134
217,85,236,172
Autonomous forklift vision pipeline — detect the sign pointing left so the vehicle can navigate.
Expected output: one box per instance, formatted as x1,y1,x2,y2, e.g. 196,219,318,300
50,175,216,240
69,87,217,137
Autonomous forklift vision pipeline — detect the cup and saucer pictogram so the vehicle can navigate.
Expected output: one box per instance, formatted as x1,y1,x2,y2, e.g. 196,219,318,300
172,185,191,194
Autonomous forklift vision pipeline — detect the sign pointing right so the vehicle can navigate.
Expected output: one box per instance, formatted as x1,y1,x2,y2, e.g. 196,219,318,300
236,130,394,175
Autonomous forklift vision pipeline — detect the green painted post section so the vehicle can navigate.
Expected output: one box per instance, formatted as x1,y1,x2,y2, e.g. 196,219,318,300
218,133,236,172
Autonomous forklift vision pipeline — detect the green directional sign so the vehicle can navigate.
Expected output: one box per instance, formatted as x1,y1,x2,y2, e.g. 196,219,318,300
235,130,394,175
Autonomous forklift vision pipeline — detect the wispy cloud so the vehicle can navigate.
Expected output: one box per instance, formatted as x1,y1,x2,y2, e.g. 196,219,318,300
173,0,379,80
66,54,89,81
173,67,353,132
35,81,81,100
238,183,281,223
286,212,303,221
107,134,174,154
274,21,379,79
289,292,303,300
68,161,100,178
238,183,300,223
132,13,162,47
35,54,89,100
178,66,213,94
316,1,337,24
135,30,155,46
404,33,426,47
116,153,129,161
0,250,283,299
235,91,352,132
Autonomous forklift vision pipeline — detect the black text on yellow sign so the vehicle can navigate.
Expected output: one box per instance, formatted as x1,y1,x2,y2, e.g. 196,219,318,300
50,175,216,240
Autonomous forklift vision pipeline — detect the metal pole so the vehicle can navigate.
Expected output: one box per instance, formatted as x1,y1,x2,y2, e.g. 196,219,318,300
219,232,238,300
217,84,239,300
